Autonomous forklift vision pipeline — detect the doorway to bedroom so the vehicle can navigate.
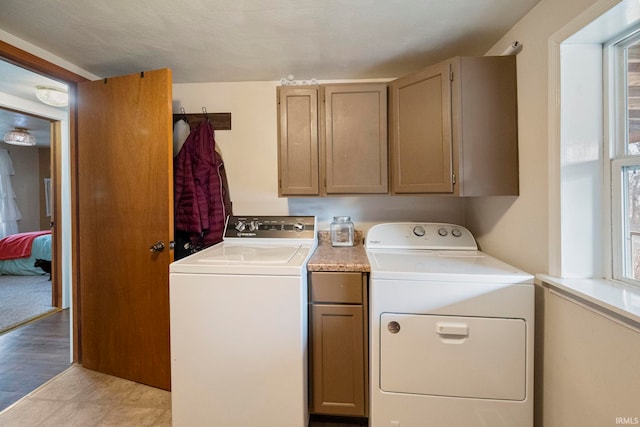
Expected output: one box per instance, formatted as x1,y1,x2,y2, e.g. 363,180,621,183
0,58,71,410
0,124,56,333
0,55,69,316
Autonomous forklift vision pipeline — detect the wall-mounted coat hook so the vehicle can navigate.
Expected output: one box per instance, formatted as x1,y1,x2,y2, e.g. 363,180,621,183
172,108,232,131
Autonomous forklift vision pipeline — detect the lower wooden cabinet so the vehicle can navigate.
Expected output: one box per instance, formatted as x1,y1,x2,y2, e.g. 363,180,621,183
309,272,368,417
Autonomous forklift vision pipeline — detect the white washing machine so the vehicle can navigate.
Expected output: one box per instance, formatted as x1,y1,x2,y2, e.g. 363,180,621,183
366,223,534,427
169,215,317,427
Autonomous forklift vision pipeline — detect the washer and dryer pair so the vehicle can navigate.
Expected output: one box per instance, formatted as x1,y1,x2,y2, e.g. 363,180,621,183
169,218,533,427
366,222,534,427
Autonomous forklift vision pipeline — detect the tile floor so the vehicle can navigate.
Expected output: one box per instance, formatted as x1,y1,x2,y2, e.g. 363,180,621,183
0,364,171,426
0,364,365,426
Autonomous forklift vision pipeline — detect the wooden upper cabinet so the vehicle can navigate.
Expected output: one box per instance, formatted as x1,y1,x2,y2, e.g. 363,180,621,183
322,83,388,194
389,61,453,194
390,56,519,196
453,56,519,196
277,86,319,196
277,83,388,196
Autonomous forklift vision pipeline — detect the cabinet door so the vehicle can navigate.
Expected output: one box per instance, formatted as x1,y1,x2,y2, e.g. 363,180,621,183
311,304,366,416
454,56,519,196
323,84,388,194
389,61,453,194
277,86,319,195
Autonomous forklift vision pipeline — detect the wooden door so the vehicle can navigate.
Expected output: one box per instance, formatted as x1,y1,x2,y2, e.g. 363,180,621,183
277,86,319,196
77,69,174,390
389,61,453,194
322,83,388,194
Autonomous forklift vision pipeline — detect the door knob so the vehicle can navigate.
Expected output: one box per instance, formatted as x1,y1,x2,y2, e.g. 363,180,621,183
149,241,165,252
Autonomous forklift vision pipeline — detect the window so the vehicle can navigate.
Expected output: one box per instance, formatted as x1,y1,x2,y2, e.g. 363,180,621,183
610,28,640,286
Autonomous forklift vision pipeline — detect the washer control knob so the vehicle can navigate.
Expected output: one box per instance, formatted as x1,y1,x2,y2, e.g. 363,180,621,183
248,220,260,232
413,225,426,237
437,227,448,237
235,221,246,232
294,222,305,232
451,228,462,238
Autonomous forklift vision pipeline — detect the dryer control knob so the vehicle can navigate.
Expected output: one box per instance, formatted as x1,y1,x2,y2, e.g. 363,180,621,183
437,227,448,237
235,221,246,232
294,222,305,232
413,225,425,237
451,228,462,237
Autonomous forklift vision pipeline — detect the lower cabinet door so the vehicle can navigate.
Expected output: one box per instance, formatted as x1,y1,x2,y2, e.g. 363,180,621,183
311,304,366,416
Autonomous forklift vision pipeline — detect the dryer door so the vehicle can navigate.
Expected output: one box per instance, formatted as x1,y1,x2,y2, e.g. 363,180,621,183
380,313,526,400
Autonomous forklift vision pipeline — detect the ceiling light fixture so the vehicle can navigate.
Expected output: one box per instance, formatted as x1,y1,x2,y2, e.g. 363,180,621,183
34,85,69,107
3,128,36,146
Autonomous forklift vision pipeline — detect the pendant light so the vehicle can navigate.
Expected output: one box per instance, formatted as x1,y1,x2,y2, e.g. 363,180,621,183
3,128,36,146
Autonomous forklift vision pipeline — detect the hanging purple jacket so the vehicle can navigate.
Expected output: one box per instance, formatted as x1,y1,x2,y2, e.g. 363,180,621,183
174,119,227,248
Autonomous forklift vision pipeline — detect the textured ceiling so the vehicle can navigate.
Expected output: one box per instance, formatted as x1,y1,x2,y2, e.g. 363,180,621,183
0,61,62,148
0,108,51,148
0,0,541,144
0,0,540,83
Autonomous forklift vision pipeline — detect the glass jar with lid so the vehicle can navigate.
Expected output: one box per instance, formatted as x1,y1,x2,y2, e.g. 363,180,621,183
330,216,354,247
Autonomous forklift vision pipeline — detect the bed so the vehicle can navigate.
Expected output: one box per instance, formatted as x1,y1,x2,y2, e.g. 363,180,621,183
0,231,52,275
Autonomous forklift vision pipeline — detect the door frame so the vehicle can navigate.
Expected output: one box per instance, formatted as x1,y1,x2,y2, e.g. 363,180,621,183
0,40,89,361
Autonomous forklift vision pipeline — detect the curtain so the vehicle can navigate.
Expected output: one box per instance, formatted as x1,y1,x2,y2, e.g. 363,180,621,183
0,149,21,239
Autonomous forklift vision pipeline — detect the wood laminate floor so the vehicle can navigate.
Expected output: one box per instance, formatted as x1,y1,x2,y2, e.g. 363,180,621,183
0,309,71,411
0,310,364,426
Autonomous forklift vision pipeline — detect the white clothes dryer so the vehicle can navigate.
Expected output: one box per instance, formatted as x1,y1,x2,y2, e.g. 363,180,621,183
366,222,534,427
169,215,317,427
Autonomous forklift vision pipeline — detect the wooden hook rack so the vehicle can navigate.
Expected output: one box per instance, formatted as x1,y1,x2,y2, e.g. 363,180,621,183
172,111,231,131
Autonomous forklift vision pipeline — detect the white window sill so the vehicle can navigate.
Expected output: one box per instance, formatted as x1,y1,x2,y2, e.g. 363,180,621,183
536,275,640,327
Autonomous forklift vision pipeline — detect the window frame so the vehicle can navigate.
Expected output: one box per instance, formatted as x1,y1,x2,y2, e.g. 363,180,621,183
608,26,640,287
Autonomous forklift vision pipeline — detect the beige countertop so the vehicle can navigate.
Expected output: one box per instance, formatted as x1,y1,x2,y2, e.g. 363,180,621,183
307,231,370,273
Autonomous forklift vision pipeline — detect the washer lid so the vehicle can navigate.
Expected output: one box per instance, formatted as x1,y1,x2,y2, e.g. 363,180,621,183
194,244,301,264
170,241,314,275
367,249,533,283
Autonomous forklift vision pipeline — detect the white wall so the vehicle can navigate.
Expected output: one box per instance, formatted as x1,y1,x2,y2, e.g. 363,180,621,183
173,82,288,216
172,82,466,233
559,44,604,278
489,1,640,426
174,0,616,250
542,288,640,426
466,0,602,275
